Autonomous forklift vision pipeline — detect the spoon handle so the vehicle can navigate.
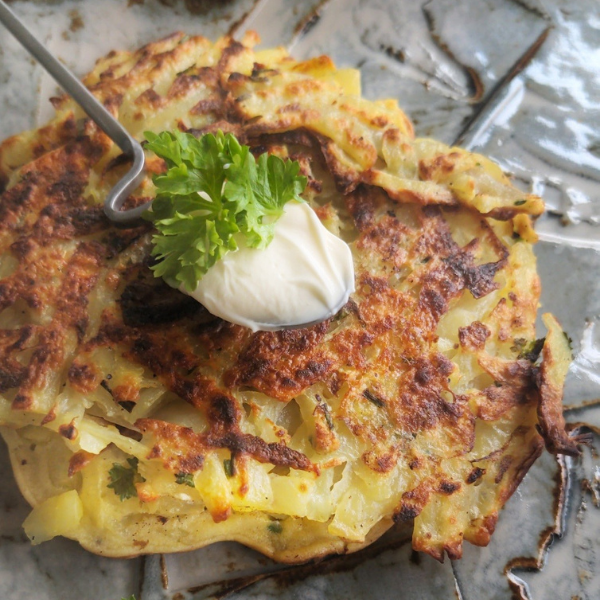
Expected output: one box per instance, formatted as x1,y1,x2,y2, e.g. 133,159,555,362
0,1,147,224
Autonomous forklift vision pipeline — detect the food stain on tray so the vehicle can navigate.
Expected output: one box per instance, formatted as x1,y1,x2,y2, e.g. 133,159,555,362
0,1,596,600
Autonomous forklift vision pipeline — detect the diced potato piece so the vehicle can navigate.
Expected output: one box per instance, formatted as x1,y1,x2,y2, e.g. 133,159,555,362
328,69,361,96
328,489,373,541
231,459,273,511
270,473,313,517
23,489,83,544
194,453,232,521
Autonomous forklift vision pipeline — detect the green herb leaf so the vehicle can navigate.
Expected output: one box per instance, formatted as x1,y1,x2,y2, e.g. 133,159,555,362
362,389,386,408
267,521,283,534
175,472,195,487
144,130,307,291
517,338,546,362
510,337,527,352
223,458,234,478
315,395,334,430
322,404,334,430
107,457,145,501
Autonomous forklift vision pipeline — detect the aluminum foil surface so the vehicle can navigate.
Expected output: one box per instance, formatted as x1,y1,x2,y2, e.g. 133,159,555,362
0,1,599,598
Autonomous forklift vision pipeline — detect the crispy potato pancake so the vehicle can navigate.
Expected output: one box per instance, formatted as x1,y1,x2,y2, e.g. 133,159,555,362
0,32,579,562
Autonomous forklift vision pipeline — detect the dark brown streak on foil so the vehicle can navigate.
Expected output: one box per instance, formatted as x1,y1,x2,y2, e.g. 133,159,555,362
502,451,570,600
293,0,332,38
562,397,600,413
187,573,271,600
453,26,551,147
160,554,169,590
185,526,413,597
226,0,262,38
565,419,600,436
509,0,551,20
226,0,260,37
421,2,484,104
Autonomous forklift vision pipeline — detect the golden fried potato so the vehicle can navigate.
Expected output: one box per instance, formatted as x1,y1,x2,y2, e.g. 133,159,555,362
0,32,576,562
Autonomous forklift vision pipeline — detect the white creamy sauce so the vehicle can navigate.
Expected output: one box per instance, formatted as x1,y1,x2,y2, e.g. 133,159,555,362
187,201,355,331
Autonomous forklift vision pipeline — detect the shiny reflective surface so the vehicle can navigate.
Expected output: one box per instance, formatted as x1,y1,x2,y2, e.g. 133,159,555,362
1,1,599,599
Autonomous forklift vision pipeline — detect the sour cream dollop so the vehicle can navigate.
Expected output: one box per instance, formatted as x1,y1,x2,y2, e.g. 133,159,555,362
188,201,355,331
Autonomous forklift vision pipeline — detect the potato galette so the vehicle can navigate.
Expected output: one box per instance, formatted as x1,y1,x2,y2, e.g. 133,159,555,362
0,32,578,562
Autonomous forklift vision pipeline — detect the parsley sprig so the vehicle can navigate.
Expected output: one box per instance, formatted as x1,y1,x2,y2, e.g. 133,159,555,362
107,457,145,501
144,130,307,291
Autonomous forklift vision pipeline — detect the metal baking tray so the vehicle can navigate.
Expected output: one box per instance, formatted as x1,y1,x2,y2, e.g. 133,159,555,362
1,1,599,598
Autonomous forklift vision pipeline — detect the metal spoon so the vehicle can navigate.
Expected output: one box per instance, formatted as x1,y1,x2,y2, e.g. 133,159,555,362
0,0,148,225
0,2,354,330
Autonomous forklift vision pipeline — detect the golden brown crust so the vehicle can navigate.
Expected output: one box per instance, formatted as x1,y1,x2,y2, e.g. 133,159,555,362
138,418,316,473
0,33,575,563
225,323,332,401
536,314,580,456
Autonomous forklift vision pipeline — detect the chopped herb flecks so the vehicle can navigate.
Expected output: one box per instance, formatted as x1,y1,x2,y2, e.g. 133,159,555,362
362,389,386,408
175,472,195,487
107,457,145,501
268,521,283,534
517,338,545,362
223,458,234,478
510,338,527,352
